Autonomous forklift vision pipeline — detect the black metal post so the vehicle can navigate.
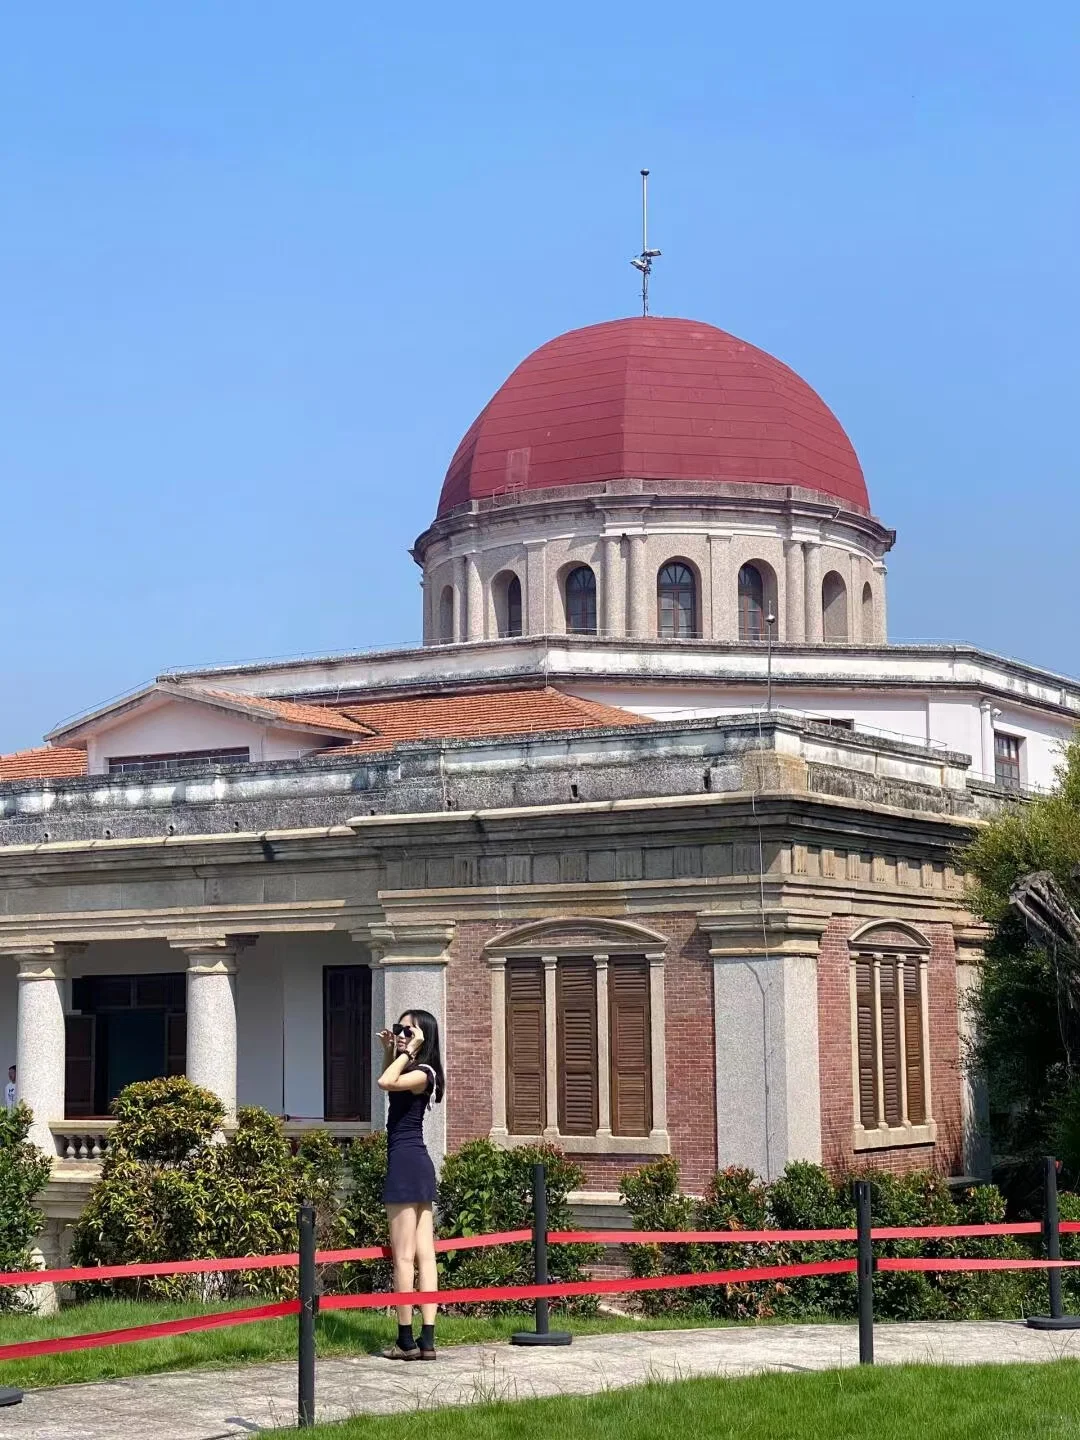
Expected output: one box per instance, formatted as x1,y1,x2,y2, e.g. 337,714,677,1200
298,1202,317,1427
1027,1157,1080,1329
511,1163,572,1346
855,1179,874,1365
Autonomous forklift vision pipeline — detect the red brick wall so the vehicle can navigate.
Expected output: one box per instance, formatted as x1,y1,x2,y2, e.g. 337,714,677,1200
817,916,962,1177
443,912,716,1193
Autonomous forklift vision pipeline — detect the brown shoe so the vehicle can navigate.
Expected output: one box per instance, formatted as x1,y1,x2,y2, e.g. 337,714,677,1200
381,1344,421,1361
419,1348,437,1361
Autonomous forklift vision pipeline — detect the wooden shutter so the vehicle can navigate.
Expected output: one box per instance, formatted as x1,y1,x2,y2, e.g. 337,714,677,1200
609,957,652,1136
903,960,927,1123
506,961,546,1135
879,957,902,1126
854,958,877,1128
166,1013,187,1077
65,1015,96,1118
323,966,373,1121
557,959,598,1135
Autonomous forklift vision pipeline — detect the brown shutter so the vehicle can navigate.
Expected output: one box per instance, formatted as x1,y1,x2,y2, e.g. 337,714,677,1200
323,966,373,1121
557,959,598,1135
879,957,902,1126
506,961,546,1134
166,1013,187,1077
609,957,652,1136
855,958,877,1128
904,959,927,1123
65,1015,96,1118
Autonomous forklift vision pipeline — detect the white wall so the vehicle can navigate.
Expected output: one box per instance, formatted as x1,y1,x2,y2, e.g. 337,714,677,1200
86,700,270,774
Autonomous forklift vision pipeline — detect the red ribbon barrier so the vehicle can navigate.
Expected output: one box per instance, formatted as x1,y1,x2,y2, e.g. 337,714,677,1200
320,1258,859,1313
0,1229,534,1290
552,1223,1043,1246
0,1301,300,1363
877,1256,1080,1273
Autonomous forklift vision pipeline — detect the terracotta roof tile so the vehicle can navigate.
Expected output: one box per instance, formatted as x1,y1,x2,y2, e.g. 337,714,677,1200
188,687,374,736
317,687,647,755
0,745,88,781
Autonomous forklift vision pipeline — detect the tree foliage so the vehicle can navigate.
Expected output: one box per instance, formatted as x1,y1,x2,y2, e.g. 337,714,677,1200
962,737,1080,1175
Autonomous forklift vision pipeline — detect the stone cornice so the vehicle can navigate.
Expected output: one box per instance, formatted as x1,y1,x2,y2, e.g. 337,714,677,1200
698,908,831,958
0,900,377,949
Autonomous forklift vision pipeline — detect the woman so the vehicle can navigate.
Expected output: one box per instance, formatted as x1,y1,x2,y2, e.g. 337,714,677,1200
376,1008,444,1361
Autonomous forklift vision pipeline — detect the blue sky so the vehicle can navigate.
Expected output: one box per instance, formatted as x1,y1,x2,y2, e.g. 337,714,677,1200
1,3,1078,750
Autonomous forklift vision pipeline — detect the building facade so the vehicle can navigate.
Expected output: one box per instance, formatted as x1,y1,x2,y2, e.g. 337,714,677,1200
1,314,1073,1259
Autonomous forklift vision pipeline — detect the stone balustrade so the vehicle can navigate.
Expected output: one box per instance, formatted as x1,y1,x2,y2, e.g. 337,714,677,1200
49,1117,371,1167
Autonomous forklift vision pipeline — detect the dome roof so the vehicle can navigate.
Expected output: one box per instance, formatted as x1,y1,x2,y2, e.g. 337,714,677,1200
436,317,868,517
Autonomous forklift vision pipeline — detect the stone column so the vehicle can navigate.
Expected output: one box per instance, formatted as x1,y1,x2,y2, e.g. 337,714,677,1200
627,534,649,637
465,553,484,641
173,940,240,1121
647,951,668,1139
804,542,823,643
602,536,623,637
14,946,74,1155
594,955,611,1138
369,920,453,1164
488,956,508,1140
784,539,805,643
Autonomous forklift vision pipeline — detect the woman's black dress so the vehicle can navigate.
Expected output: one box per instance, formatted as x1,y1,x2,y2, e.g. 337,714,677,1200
382,1064,437,1205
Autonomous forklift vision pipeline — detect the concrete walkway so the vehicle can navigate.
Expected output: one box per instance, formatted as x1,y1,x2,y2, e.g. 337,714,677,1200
4,1321,1080,1439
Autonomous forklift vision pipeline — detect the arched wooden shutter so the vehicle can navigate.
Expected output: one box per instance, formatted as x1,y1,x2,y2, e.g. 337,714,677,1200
506,961,546,1135
609,958,652,1135
557,959,598,1134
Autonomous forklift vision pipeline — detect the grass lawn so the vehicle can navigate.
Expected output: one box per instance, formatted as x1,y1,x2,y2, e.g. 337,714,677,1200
0,1301,723,1391
297,1362,1080,1440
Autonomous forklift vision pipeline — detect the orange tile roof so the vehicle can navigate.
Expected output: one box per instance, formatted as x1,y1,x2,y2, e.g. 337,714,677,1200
0,745,88,781
317,687,648,755
188,687,374,736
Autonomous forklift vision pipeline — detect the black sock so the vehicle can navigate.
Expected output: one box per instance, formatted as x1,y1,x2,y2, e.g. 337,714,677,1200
419,1323,435,1351
397,1322,417,1350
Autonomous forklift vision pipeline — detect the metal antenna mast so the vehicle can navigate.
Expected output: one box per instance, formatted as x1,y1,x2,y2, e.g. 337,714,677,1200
630,168,661,316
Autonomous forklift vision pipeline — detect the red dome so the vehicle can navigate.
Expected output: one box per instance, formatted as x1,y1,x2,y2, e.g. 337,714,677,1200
437,317,868,517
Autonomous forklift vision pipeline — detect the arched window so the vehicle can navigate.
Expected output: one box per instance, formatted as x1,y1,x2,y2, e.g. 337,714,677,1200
565,566,597,635
822,572,848,643
438,585,455,643
493,571,523,638
657,563,697,639
738,564,765,641
861,582,875,642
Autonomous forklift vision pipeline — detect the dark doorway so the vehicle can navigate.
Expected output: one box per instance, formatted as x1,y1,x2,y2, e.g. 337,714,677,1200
323,966,372,1120
67,973,186,1117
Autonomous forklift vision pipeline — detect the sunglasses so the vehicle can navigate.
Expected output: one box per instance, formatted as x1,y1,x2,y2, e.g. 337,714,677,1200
391,1024,416,1039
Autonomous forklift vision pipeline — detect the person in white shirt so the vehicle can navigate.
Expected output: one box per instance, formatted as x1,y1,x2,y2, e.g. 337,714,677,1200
4,1065,15,1113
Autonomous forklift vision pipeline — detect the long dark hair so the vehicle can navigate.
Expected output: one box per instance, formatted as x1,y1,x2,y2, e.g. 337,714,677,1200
400,1009,445,1104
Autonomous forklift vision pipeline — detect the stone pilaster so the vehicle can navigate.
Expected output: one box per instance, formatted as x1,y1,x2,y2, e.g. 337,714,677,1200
804,542,823,643
465,553,484,641
699,911,827,1180
784,538,806,643
602,535,624,637
369,919,454,1163
627,534,650,637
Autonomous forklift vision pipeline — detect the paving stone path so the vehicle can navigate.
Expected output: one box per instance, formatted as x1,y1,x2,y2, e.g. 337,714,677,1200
3,1320,1080,1439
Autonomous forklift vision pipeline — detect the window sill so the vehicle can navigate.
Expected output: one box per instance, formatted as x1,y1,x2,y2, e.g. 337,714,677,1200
853,1121,937,1152
491,1128,670,1156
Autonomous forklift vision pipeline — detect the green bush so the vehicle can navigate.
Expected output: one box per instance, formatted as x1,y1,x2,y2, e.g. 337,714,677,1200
70,1077,343,1300
0,1103,52,1313
435,1140,602,1316
340,1133,393,1295
620,1156,1039,1323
